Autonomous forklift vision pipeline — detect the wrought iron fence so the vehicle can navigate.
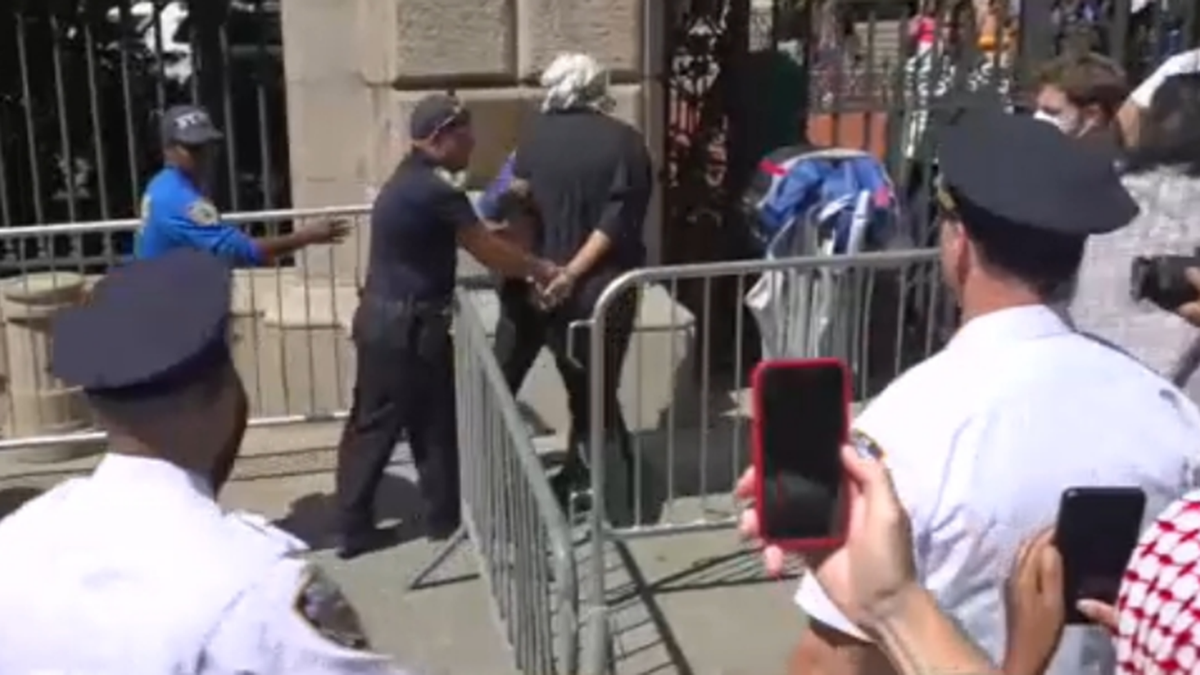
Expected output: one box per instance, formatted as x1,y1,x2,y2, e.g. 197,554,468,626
0,0,289,246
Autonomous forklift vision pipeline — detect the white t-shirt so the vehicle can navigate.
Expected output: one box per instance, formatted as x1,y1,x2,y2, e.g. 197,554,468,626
794,305,1200,675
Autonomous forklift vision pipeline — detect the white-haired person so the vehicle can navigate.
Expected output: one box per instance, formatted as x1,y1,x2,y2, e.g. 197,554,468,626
491,53,653,508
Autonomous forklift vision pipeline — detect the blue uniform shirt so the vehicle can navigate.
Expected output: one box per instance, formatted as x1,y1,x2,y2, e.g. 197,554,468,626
135,166,263,266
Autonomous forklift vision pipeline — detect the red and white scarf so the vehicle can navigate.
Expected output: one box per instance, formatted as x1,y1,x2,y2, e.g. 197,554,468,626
1116,490,1200,674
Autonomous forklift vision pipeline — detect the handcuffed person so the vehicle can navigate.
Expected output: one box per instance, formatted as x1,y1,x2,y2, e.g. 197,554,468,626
333,94,564,559
493,53,654,502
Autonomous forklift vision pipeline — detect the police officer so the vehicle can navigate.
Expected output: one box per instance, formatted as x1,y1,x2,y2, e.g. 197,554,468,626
137,105,348,264
785,110,1200,675
334,94,561,559
0,249,409,674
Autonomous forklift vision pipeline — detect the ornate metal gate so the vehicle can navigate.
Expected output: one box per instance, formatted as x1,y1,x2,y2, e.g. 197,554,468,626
659,0,812,372
659,0,750,267
0,0,289,269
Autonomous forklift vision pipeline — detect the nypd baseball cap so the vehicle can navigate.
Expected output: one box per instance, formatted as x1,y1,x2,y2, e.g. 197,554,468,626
409,94,471,140
161,105,224,147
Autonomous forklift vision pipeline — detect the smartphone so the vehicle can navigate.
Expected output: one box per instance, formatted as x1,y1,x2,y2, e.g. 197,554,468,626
1053,486,1147,624
751,358,852,550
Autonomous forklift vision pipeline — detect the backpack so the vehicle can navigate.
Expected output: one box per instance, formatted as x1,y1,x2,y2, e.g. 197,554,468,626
741,145,901,258
743,146,909,393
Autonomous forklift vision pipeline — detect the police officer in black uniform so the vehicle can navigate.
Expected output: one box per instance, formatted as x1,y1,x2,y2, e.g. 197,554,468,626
335,94,562,559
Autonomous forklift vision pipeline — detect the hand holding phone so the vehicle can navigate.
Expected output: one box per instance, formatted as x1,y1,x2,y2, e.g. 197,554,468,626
1053,486,1146,624
750,358,852,551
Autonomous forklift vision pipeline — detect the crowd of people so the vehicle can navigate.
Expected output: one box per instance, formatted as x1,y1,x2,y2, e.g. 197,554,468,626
752,46,1200,675
0,18,1197,674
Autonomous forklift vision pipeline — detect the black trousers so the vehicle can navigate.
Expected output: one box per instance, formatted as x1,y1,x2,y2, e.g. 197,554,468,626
335,297,460,535
493,274,638,472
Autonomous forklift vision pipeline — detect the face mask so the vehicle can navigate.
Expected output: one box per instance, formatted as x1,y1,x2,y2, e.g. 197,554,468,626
1033,109,1072,134
1033,108,1092,138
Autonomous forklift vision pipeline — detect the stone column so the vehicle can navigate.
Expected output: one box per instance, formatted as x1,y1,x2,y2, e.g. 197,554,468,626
0,273,98,463
282,0,664,279
280,0,378,286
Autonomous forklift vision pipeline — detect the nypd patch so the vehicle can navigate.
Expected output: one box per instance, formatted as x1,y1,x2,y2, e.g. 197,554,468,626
186,199,220,226
293,566,371,650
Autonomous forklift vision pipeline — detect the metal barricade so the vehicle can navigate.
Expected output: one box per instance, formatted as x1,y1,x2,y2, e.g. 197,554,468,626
0,205,371,458
425,287,579,675
580,249,946,672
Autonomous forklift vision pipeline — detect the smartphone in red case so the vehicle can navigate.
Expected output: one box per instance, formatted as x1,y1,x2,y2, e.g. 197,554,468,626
750,358,852,551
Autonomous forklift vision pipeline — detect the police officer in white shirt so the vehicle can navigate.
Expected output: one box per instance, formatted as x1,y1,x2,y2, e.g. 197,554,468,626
789,109,1200,675
0,249,408,674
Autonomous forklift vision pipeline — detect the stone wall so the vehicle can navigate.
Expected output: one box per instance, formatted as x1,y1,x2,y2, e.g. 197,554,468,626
280,0,664,286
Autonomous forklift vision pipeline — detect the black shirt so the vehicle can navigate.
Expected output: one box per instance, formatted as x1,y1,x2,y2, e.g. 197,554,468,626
364,150,478,301
513,109,653,276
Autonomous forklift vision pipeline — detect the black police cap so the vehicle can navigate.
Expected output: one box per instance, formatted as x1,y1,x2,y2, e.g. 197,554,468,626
938,109,1139,236
51,249,232,396
161,105,224,147
409,93,471,140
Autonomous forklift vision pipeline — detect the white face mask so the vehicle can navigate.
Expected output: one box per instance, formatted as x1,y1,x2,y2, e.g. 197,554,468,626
1033,108,1092,138
1033,109,1071,133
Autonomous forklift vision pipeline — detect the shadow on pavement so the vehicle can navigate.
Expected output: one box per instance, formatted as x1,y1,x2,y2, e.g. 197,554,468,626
272,472,428,552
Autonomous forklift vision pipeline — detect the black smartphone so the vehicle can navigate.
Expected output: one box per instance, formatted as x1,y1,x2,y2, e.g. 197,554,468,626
1053,486,1147,624
750,358,851,550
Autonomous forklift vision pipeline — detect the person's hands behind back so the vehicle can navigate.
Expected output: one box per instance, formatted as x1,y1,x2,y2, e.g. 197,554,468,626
735,443,919,628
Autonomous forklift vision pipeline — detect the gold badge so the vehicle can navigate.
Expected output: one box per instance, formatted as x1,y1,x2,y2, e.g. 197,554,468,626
293,566,371,650
186,199,220,226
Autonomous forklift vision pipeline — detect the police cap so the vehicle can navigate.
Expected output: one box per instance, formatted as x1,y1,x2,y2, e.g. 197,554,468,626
161,105,224,147
937,109,1139,236
409,93,471,140
51,249,232,397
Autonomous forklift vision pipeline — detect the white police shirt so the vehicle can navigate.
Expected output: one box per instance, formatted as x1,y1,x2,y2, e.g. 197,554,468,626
795,305,1200,675
0,454,407,675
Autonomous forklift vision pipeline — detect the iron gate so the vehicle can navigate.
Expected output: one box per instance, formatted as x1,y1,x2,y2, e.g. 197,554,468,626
0,0,290,270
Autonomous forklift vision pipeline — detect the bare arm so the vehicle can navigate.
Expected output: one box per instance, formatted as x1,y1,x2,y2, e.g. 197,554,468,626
252,230,322,264
433,184,552,283
457,221,548,281
869,587,1000,675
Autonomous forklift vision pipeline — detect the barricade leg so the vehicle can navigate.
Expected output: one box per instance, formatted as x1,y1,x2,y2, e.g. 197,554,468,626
405,525,470,590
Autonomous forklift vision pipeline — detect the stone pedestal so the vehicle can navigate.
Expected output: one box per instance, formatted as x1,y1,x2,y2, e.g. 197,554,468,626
0,273,99,463
229,270,271,416
258,282,358,417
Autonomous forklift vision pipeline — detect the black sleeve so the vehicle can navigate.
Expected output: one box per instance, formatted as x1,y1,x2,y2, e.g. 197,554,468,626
431,184,480,232
512,118,537,180
512,149,531,181
596,135,653,239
